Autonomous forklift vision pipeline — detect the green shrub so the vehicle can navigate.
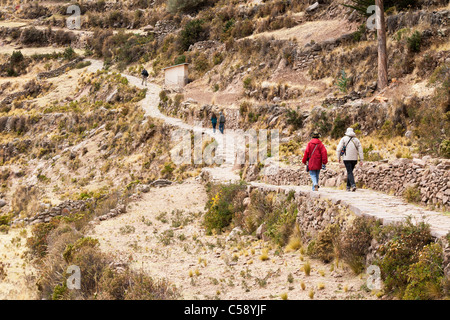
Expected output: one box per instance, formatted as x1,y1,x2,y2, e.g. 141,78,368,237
174,55,186,65
285,109,304,130
212,52,223,65
243,76,253,90
363,144,382,161
243,190,300,246
75,61,91,69
0,225,9,234
315,111,332,137
159,90,168,103
243,190,272,233
10,50,24,64
193,53,210,73
403,243,445,300
52,284,68,300
330,115,350,139
0,214,11,226
203,182,247,235
63,237,100,263
179,19,206,52
406,31,422,53
352,24,366,42
161,162,174,178
264,201,298,247
403,186,421,203
63,47,76,60
376,219,433,297
336,69,349,93
379,120,394,138
439,139,450,159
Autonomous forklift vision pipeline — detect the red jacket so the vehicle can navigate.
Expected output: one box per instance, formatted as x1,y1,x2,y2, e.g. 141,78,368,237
302,138,328,171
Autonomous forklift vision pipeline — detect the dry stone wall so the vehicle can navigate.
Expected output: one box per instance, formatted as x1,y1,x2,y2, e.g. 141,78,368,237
261,157,450,210
246,183,450,277
160,101,243,130
11,199,93,226
36,57,83,80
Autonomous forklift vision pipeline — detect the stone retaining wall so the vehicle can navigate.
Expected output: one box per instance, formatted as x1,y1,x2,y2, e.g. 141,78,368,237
247,183,354,242
36,57,83,80
246,183,450,277
1,81,42,105
11,199,93,226
261,157,450,210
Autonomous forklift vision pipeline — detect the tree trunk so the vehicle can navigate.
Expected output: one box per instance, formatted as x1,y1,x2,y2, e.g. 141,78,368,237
376,0,388,90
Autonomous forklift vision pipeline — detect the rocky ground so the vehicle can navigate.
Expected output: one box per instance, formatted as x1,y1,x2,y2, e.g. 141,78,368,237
0,226,37,300
0,1,448,299
87,179,375,300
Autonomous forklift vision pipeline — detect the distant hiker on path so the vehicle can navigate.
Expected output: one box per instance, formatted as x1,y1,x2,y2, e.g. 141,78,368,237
141,68,149,86
211,112,217,133
302,131,328,191
336,127,364,192
219,112,226,134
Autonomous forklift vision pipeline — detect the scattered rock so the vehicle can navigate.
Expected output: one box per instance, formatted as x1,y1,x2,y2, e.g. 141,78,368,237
306,2,319,13
226,227,243,242
404,130,413,139
256,223,268,241
151,179,173,187
137,184,150,193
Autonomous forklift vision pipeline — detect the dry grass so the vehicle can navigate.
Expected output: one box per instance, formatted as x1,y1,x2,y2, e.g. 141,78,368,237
259,248,270,261
303,260,311,276
284,235,302,253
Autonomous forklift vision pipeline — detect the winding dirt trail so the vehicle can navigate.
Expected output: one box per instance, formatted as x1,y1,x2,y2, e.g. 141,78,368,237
87,59,450,300
1,56,448,300
107,59,450,239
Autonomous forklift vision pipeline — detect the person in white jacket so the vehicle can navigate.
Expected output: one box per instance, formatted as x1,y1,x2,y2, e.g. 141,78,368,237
336,128,364,192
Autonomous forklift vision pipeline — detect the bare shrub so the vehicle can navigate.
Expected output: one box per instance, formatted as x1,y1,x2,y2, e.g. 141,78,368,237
338,216,379,274
19,27,48,46
11,186,39,217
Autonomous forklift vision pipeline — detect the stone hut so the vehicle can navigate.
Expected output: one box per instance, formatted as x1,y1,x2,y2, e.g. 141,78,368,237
163,63,188,89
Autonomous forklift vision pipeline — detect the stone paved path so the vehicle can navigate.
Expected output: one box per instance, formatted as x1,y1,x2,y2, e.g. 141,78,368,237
250,183,450,238
87,59,450,239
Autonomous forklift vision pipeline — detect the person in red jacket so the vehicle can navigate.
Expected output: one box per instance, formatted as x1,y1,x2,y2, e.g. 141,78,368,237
302,131,328,191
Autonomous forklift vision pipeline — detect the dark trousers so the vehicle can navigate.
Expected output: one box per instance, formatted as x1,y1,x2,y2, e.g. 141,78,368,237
212,122,216,132
344,160,358,188
219,123,224,134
